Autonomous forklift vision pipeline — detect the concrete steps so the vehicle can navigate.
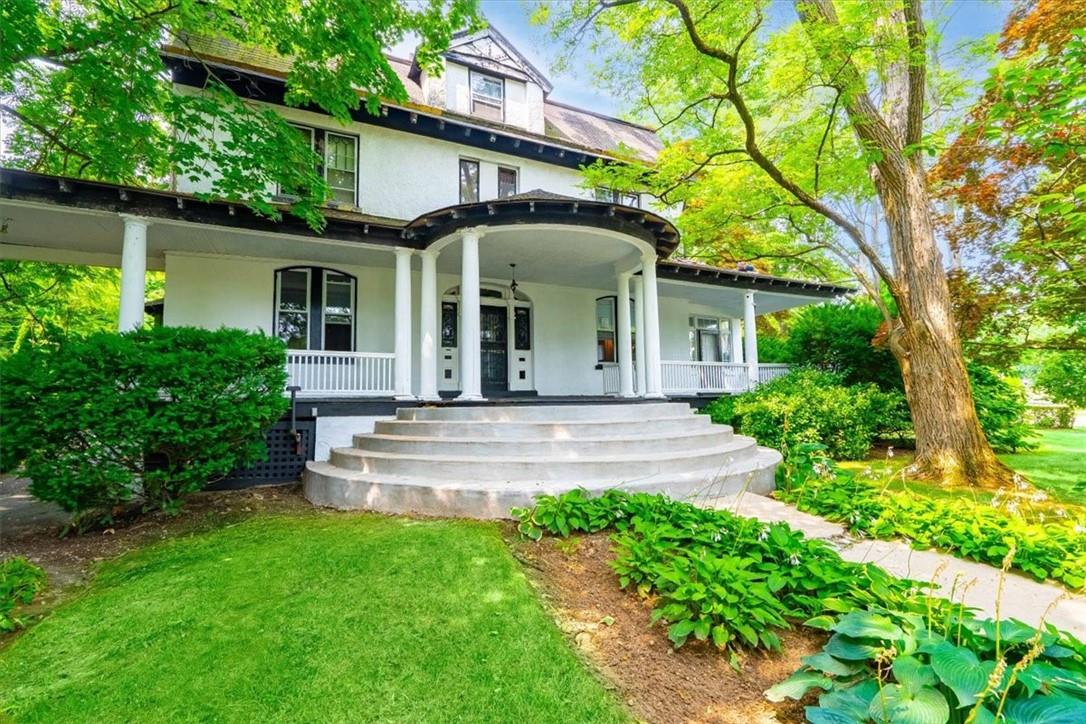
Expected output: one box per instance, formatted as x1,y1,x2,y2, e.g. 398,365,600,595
304,402,781,518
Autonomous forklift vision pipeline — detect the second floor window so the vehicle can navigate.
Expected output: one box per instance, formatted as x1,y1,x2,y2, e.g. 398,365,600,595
324,132,357,206
470,71,504,122
460,159,480,203
498,167,518,198
595,188,640,208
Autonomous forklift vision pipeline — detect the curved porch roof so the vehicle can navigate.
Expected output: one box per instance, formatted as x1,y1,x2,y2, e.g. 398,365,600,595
403,190,680,258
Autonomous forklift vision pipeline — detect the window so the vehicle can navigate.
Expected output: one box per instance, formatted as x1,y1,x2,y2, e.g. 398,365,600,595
459,159,480,203
274,267,356,351
594,188,640,208
596,297,616,363
498,167,518,198
689,316,724,362
324,132,357,206
278,125,358,207
276,268,310,350
470,71,504,121
441,302,458,347
514,307,531,350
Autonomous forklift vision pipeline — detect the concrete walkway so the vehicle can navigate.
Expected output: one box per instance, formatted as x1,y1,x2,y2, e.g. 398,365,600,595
706,493,1086,640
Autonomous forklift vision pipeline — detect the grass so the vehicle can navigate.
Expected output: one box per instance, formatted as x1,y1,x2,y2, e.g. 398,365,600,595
0,513,626,723
840,428,1085,511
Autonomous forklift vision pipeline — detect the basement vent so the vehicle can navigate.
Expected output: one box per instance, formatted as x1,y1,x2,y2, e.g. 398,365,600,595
212,419,315,489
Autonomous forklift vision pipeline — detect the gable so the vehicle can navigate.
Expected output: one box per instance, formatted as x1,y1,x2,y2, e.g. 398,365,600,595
443,27,553,94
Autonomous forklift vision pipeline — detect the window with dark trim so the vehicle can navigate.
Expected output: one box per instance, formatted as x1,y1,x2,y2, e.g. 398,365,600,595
689,316,724,362
469,70,504,122
459,159,480,203
514,307,531,350
596,296,616,363
274,266,356,351
441,301,458,347
278,124,359,207
498,166,518,198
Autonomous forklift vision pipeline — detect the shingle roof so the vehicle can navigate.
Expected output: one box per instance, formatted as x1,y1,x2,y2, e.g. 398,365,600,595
163,36,661,163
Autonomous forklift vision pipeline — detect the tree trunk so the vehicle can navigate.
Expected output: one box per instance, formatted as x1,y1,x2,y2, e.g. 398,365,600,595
879,160,1013,488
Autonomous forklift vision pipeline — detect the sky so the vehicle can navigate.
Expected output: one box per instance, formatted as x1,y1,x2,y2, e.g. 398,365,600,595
395,0,1015,119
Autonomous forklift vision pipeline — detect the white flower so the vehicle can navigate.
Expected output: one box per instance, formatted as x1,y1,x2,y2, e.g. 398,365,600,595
1006,501,1020,514
1074,524,1086,535
1056,508,1067,518
789,554,801,566
1030,490,1048,502
711,531,722,543
887,447,895,459
758,527,770,542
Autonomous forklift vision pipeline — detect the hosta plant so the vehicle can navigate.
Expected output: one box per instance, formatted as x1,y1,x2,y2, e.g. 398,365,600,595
514,489,926,656
777,444,1086,589
767,606,1086,723
1,557,47,632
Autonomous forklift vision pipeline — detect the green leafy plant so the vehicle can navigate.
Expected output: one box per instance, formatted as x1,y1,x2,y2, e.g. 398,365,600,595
1,327,289,528
767,605,1086,723
1,556,46,632
969,363,1036,453
514,489,926,657
778,444,1086,589
1024,404,1075,430
1036,351,1086,410
702,369,909,460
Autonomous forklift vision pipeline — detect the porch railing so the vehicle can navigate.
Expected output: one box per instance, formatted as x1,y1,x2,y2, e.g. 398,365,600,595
661,361,750,395
286,350,396,397
757,364,792,384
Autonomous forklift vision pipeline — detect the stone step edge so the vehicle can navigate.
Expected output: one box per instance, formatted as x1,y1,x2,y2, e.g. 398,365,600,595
308,446,781,491
353,428,733,445
329,438,758,465
381,414,710,426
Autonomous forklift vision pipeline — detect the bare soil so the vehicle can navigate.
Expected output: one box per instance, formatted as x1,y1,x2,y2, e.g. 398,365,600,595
510,530,826,724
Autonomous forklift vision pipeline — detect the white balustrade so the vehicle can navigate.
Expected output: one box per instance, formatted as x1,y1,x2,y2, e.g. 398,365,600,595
286,350,396,397
660,361,790,395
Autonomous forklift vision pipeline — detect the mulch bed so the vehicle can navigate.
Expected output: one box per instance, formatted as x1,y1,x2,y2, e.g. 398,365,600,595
510,530,825,724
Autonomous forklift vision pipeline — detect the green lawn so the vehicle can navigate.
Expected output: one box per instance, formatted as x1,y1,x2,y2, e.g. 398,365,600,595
999,428,1086,505
0,514,626,723
840,428,1085,509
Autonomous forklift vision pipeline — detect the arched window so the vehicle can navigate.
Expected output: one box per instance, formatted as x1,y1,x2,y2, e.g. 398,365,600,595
274,266,356,351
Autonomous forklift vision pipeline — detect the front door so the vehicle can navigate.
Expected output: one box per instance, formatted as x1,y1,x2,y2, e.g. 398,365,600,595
480,305,508,393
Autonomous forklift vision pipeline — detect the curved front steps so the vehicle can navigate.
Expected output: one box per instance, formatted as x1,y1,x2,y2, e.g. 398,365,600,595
304,402,781,519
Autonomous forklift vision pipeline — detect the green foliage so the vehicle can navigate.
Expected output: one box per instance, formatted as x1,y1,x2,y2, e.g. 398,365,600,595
969,363,1036,453
1024,405,1075,430
1,327,288,525
757,335,792,363
767,604,1086,724
513,489,924,656
777,444,1086,589
783,301,902,391
1,0,480,229
702,369,908,460
0,557,46,633
1036,352,1086,409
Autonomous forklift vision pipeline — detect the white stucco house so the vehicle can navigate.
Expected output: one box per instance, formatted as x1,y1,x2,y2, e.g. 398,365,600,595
0,28,849,506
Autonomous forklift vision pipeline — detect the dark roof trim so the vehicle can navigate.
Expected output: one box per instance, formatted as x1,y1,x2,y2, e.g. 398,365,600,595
657,260,853,298
404,195,680,256
164,56,618,171
0,168,413,248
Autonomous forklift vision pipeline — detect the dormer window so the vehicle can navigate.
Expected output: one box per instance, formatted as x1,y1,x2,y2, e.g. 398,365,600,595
470,71,504,122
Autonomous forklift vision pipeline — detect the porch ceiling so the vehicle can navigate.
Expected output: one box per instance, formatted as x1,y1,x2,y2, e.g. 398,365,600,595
0,200,399,270
435,223,644,290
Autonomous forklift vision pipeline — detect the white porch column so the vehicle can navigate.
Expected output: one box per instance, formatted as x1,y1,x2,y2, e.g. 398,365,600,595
118,215,148,332
729,317,744,364
457,227,484,401
418,250,440,401
640,252,665,399
743,291,759,389
616,271,635,397
393,247,414,399
633,276,647,396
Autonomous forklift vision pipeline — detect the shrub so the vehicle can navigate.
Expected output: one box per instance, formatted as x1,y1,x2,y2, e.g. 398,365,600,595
756,335,791,363
777,444,1086,588
1,327,288,526
768,605,1086,723
513,489,923,657
1025,404,1075,429
1,557,46,632
783,300,902,390
703,369,907,460
1036,351,1086,408
968,363,1036,452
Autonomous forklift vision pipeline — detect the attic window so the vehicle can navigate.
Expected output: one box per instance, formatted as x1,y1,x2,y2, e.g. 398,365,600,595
470,71,504,122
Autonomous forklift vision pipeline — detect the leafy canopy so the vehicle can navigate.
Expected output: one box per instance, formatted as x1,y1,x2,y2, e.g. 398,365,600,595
1,0,480,228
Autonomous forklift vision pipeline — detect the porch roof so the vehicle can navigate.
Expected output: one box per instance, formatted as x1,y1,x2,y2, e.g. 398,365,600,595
658,259,853,298
402,189,681,258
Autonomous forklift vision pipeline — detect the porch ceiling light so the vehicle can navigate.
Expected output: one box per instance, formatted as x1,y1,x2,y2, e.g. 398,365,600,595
509,263,518,295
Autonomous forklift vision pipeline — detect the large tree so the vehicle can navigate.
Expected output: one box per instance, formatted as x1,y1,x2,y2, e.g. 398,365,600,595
1,0,479,229
543,0,1014,486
